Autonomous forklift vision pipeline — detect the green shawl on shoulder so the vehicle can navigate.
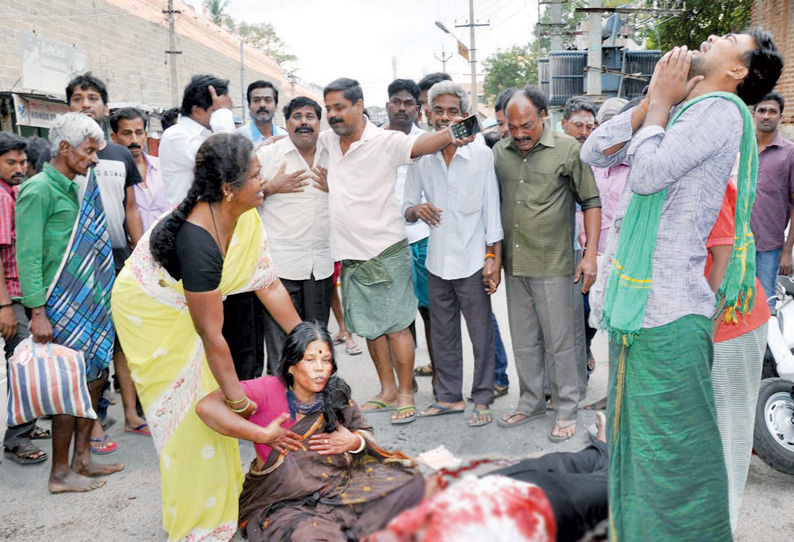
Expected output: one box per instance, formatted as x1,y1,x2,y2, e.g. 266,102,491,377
602,91,758,344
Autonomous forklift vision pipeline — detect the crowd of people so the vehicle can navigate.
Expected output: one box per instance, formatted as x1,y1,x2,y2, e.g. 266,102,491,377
0,24,789,542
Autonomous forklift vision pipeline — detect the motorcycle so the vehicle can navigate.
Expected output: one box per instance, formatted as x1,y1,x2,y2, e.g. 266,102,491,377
753,275,794,475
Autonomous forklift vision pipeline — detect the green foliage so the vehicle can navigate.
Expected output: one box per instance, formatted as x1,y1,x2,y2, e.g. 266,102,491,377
203,0,234,31
482,45,539,105
237,22,298,66
646,0,754,51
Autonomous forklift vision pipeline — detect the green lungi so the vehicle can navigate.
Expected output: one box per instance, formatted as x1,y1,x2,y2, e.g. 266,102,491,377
607,315,732,542
340,239,417,340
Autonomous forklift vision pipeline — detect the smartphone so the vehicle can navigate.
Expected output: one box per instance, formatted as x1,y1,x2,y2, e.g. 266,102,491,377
450,114,482,139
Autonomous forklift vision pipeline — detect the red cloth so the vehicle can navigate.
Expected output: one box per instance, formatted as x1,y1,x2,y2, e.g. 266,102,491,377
240,376,294,461
0,181,20,298
364,474,556,542
706,182,770,343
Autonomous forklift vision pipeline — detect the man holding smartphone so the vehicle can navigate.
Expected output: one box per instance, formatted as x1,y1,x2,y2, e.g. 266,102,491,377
403,81,503,427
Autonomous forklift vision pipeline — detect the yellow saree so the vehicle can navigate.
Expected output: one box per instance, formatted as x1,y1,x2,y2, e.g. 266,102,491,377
111,209,276,542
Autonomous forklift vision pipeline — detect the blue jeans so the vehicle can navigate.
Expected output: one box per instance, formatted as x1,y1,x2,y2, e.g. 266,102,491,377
756,248,782,307
494,314,509,388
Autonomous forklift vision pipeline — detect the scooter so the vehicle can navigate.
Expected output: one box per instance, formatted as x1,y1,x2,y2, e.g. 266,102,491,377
754,275,794,475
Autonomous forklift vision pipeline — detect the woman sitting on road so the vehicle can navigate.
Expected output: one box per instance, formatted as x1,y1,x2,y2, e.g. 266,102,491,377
197,321,425,542
112,133,301,542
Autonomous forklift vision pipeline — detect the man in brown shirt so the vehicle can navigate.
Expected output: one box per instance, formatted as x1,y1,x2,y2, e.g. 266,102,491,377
493,86,601,441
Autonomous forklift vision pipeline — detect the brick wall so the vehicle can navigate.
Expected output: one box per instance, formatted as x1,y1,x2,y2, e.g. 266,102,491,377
752,0,794,137
0,0,320,125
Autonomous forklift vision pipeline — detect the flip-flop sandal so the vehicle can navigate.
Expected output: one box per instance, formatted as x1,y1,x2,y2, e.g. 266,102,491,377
345,343,363,356
583,397,607,411
90,436,118,455
390,405,417,425
497,410,545,428
361,399,395,413
413,365,433,377
28,425,52,440
332,336,345,346
494,385,509,399
549,421,577,443
3,443,47,465
124,423,151,436
468,408,492,427
418,402,466,417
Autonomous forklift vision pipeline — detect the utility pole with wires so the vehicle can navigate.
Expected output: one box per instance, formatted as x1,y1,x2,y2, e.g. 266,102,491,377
163,0,181,107
434,46,453,72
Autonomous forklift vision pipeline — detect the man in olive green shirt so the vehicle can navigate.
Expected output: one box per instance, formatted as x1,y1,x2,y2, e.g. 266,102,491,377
16,112,124,493
493,86,601,441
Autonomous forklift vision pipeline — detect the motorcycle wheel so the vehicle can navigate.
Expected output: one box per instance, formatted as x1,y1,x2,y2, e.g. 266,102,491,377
753,378,794,475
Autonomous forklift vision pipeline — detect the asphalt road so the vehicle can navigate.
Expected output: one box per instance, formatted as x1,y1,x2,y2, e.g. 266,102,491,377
0,285,791,541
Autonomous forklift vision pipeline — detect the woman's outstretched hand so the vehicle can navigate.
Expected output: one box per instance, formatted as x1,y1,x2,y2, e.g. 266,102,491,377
256,412,303,454
308,424,360,456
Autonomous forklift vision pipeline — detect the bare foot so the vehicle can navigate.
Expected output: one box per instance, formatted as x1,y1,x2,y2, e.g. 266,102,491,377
73,456,125,477
49,469,107,493
595,412,607,443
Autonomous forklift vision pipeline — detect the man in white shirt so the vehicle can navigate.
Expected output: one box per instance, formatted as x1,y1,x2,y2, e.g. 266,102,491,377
257,96,332,375
404,81,504,428
385,79,437,388
159,74,236,206
159,74,264,381
320,77,474,424
236,80,287,147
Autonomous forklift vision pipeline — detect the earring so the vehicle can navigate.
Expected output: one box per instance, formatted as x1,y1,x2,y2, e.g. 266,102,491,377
225,192,233,202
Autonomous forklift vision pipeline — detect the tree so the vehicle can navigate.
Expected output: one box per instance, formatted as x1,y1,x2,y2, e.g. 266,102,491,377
204,0,234,31
237,22,297,66
644,0,754,51
482,45,539,105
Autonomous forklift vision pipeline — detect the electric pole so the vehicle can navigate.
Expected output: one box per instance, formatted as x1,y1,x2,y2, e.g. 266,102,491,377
240,40,246,125
164,0,181,106
434,46,452,72
454,0,489,115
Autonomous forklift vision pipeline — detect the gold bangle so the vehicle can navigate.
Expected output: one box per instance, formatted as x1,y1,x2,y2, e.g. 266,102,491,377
484,253,496,261
225,394,248,406
228,398,250,413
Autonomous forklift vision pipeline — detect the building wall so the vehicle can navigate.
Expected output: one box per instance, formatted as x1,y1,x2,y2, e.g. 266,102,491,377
0,0,320,125
752,0,793,137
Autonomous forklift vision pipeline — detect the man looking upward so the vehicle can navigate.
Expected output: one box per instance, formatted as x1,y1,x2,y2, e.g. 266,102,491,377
581,30,782,541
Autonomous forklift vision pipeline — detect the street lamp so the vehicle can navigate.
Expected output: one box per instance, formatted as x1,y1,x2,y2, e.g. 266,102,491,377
434,17,478,116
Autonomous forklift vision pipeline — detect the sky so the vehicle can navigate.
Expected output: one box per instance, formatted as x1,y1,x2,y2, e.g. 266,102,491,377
220,0,540,104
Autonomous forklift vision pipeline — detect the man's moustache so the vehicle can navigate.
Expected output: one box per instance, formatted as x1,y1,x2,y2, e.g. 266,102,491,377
257,108,270,114
127,144,141,150
329,118,343,125
513,136,533,144
296,126,314,133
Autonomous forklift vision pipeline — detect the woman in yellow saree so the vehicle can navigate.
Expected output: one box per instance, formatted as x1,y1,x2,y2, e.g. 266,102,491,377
112,134,300,542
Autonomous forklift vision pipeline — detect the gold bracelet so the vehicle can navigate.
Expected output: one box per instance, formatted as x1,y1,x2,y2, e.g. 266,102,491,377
228,398,250,413
225,394,248,406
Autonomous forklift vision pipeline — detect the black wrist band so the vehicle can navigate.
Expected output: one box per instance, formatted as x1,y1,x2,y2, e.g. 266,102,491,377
0,303,13,308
